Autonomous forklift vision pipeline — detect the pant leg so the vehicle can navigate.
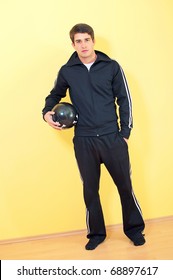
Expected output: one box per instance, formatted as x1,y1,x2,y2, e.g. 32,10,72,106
73,136,106,238
100,133,145,239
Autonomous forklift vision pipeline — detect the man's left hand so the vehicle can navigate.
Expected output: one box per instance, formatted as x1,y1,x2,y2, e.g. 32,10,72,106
123,138,128,144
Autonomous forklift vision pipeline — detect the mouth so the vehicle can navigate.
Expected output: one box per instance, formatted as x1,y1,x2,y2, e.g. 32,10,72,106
82,50,88,53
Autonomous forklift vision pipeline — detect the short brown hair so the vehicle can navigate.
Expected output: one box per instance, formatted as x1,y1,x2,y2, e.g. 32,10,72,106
69,23,94,43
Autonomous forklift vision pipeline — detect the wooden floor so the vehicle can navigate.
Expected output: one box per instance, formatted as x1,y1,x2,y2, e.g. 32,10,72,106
0,216,173,260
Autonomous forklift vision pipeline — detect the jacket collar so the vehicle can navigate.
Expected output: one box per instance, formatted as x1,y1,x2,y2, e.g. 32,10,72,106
66,50,112,66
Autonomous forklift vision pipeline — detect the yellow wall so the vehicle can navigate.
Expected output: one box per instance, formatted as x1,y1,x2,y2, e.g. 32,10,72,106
0,0,173,240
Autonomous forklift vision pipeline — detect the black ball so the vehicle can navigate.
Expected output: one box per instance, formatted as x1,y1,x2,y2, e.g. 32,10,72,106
52,102,78,128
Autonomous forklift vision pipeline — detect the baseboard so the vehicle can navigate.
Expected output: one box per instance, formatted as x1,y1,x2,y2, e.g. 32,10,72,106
0,215,172,245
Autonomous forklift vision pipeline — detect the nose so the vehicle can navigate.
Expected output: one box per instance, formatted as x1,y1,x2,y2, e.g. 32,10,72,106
81,41,87,48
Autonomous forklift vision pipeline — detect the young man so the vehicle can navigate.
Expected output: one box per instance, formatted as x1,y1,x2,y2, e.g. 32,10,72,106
42,23,145,250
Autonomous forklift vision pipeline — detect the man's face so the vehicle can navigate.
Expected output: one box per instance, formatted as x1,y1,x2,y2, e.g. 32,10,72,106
72,33,95,62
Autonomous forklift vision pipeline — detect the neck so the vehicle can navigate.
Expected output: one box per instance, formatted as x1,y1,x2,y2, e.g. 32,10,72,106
79,52,97,64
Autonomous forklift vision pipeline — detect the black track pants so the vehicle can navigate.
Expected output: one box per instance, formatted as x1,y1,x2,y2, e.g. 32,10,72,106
73,132,145,240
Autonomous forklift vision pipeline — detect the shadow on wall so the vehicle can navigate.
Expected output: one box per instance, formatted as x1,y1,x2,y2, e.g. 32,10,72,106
127,72,151,217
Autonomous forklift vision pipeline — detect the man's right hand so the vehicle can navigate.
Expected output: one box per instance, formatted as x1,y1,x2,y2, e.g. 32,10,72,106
44,111,62,130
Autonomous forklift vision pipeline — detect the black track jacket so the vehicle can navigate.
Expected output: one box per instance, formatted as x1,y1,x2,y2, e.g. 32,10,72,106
42,51,133,139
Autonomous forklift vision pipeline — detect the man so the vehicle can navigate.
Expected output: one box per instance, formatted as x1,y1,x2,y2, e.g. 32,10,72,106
42,23,145,250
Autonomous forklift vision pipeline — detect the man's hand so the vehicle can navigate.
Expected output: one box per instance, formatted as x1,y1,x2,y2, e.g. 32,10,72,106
44,111,62,130
123,138,128,144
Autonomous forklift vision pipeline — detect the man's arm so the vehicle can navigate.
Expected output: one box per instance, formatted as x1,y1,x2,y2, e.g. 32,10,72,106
42,68,69,127
112,64,133,139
